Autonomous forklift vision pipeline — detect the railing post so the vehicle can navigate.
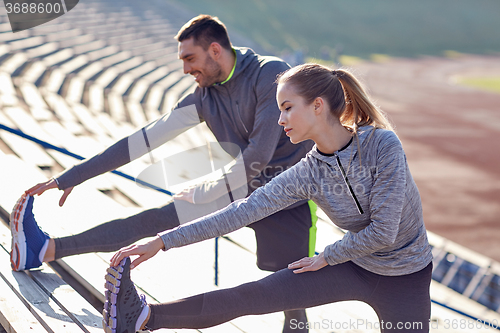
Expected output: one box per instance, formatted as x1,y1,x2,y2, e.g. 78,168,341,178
214,237,219,286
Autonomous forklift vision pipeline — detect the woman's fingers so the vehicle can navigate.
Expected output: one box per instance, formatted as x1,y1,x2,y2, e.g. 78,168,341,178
110,244,136,266
288,253,328,274
110,237,165,268
288,257,312,269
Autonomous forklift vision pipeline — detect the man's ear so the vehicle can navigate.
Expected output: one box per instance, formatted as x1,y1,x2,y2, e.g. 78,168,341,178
209,42,223,60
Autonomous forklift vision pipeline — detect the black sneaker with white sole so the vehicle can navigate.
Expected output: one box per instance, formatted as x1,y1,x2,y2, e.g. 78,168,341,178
103,257,147,333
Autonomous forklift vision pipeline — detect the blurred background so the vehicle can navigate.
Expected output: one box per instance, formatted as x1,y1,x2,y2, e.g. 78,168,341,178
172,0,500,64
0,0,500,332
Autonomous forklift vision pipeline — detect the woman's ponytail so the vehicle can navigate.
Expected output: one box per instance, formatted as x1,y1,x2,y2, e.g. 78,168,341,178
335,69,393,133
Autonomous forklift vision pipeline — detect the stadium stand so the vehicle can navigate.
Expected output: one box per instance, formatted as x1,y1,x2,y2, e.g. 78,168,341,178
1,0,500,332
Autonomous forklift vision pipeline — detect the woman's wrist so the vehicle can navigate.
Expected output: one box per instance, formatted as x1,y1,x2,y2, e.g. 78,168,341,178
154,235,166,251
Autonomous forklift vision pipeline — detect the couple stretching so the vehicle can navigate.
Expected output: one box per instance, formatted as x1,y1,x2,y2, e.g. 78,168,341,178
11,14,432,333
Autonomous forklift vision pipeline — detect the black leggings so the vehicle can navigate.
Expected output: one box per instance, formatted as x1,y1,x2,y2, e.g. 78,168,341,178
146,261,432,332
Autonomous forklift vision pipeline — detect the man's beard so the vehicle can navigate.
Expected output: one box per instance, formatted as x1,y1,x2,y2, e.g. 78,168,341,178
198,55,223,87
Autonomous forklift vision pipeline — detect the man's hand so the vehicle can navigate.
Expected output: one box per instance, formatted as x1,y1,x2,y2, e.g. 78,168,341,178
26,179,74,207
173,186,196,204
288,252,328,274
110,236,166,269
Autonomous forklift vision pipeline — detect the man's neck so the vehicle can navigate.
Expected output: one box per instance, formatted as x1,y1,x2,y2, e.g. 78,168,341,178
220,49,236,83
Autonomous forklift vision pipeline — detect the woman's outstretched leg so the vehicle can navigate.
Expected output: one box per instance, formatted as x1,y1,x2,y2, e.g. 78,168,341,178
102,257,431,332
145,261,377,330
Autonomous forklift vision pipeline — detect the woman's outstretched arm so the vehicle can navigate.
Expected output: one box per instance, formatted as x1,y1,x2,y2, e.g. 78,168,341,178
110,158,312,268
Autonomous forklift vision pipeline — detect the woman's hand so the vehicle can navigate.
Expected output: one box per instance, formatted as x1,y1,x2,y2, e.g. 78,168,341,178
110,236,165,269
26,179,74,207
288,252,328,274
173,186,196,203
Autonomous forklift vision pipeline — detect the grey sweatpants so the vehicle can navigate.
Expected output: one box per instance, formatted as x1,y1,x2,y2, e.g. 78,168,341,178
146,261,433,332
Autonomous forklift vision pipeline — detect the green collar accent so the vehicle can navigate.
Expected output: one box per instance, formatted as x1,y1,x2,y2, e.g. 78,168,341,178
219,49,237,85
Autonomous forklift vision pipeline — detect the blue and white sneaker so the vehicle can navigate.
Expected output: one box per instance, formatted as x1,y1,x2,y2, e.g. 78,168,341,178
103,257,149,333
10,194,50,271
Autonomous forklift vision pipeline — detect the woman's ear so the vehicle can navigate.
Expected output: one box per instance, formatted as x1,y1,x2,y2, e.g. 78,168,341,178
313,97,325,115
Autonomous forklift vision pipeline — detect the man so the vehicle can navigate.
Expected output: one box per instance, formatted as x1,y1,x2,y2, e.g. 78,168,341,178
17,15,315,332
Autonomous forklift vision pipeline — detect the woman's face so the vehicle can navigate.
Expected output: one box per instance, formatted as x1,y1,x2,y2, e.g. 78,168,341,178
276,83,317,144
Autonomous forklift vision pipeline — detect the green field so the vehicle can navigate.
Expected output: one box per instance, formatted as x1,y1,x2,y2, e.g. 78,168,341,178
457,77,500,94
170,0,500,60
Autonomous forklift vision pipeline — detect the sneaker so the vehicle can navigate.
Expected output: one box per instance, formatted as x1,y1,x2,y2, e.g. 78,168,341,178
103,257,147,333
10,194,50,271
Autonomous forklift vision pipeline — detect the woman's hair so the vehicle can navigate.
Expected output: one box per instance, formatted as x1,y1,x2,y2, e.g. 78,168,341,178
276,63,393,133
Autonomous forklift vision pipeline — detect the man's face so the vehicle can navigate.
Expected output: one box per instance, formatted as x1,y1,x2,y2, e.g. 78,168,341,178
178,38,223,87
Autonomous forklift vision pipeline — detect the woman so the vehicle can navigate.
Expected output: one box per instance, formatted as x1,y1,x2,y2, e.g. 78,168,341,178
103,64,433,333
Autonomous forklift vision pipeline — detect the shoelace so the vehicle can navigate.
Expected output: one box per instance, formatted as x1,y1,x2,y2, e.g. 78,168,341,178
139,294,147,307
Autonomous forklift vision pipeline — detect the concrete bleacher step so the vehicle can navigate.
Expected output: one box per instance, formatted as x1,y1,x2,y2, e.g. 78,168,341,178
161,76,196,113
20,82,50,109
111,61,157,95
0,112,55,169
0,53,28,75
0,44,10,60
0,276,48,333
129,42,169,59
44,55,90,93
59,35,95,50
98,51,132,69
144,70,184,111
26,42,60,60
33,50,75,89
125,102,148,128
22,59,51,84
0,225,102,333
2,107,60,148
73,40,107,56
30,22,71,36
85,46,119,63
0,30,29,43
8,37,46,52
67,102,111,139
126,66,170,102
45,29,83,43
0,72,16,95
84,57,144,112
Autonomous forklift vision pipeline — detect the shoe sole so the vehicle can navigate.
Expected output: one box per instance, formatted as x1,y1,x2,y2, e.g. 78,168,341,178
10,194,29,271
103,258,126,333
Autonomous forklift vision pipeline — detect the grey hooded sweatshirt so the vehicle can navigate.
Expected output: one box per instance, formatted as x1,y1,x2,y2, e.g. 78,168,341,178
159,126,434,276
55,47,313,204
